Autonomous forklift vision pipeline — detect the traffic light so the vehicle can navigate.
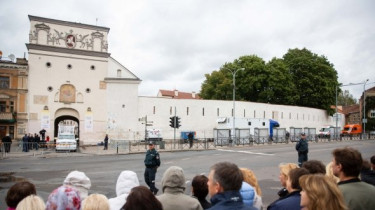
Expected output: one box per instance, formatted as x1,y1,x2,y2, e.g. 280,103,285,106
169,116,176,128
176,116,181,128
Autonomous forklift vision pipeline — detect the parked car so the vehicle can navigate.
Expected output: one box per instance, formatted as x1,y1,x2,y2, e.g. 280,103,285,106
341,124,362,136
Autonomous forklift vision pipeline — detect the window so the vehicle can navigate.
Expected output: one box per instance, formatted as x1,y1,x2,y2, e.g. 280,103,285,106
153,106,156,114
263,111,265,118
117,69,122,77
243,109,245,117
170,107,172,115
0,76,10,89
187,107,189,116
9,126,14,139
232,108,233,117
217,108,220,116
0,101,6,112
289,113,291,119
202,108,205,116
254,110,256,118
10,101,14,112
370,110,375,118
281,112,284,119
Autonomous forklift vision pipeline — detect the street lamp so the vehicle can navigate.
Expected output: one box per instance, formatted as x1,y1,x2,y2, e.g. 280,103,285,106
335,82,364,139
227,67,244,144
363,79,369,135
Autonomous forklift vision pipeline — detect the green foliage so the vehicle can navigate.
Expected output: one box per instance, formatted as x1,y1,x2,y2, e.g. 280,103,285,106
199,48,339,114
337,90,358,106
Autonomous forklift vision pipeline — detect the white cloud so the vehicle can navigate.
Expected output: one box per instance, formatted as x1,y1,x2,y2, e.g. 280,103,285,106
1,0,374,99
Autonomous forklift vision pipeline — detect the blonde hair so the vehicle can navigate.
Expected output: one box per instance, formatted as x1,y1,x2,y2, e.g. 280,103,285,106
16,195,45,210
299,174,347,210
325,161,339,183
240,168,262,196
279,163,299,178
82,194,109,210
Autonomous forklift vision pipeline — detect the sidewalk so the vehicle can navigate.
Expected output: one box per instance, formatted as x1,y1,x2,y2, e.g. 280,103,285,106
1,144,123,159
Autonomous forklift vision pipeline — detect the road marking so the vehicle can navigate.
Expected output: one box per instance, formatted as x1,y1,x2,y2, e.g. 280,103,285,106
217,149,274,156
182,158,191,161
164,161,174,164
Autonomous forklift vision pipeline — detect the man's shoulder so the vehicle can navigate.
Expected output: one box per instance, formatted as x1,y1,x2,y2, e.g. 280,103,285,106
340,180,375,193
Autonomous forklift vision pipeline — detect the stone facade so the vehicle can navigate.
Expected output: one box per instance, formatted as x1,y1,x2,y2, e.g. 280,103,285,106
0,58,28,140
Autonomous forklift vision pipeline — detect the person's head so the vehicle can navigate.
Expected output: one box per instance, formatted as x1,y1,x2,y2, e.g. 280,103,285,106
115,171,139,197
286,168,309,192
46,185,81,210
325,162,340,183
161,166,186,192
81,194,109,210
16,195,45,210
192,175,209,199
279,163,299,187
63,170,91,200
207,162,243,197
370,155,375,170
148,142,155,150
6,181,37,208
301,133,306,139
332,147,362,179
240,168,262,196
299,174,347,210
122,186,162,210
302,160,326,174
362,160,371,170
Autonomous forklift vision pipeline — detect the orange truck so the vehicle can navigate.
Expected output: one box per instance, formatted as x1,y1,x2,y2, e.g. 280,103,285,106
341,124,362,136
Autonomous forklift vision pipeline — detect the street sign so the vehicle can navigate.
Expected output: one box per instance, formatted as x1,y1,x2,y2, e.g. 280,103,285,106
363,118,367,123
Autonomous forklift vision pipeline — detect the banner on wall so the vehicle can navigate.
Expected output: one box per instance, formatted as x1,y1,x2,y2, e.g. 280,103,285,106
41,110,50,129
85,112,93,132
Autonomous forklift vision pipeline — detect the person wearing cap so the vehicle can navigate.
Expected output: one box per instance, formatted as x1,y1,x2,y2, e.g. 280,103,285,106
144,141,161,195
295,133,309,167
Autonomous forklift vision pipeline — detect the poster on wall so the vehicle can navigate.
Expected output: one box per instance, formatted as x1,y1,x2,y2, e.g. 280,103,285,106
85,112,93,132
41,110,50,129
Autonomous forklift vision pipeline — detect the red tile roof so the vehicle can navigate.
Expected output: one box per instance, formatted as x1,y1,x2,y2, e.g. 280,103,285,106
158,89,201,99
342,104,360,115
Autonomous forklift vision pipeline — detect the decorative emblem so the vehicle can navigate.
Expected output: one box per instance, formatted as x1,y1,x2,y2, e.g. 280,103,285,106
65,34,76,48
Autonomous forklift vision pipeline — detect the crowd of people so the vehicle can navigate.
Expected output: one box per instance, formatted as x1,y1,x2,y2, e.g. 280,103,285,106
4,146,375,210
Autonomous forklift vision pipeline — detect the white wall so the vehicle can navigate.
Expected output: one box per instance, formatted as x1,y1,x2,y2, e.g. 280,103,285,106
137,97,336,140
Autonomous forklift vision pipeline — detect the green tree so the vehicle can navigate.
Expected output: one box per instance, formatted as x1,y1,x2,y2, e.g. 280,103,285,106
200,48,339,115
200,55,269,102
337,90,357,106
263,58,298,105
283,48,338,114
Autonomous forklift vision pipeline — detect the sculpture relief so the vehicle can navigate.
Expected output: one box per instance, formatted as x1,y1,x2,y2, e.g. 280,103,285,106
29,22,108,52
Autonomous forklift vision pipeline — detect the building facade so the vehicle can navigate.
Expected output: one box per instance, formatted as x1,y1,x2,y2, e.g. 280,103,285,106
0,58,28,140
26,15,344,144
26,15,140,144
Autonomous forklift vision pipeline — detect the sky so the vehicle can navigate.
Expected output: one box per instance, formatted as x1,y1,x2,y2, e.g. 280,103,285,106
0,0,374,100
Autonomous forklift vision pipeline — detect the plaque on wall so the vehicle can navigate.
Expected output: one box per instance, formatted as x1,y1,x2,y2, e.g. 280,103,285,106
66,34,76,48
60,84,76,103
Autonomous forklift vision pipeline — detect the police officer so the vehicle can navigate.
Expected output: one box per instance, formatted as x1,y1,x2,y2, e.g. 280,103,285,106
144,141,161,195
296,132,309,167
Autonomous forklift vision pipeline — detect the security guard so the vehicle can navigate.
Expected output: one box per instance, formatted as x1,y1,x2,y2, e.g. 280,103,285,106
144,141,161,195
296,132,309,167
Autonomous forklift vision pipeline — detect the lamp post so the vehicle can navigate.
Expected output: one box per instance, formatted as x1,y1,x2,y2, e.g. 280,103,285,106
363,79,369,135
335,82,364,139
227,67,244,144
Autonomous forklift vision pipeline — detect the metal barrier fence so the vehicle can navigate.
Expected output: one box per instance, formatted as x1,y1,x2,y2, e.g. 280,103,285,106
2,133,375,158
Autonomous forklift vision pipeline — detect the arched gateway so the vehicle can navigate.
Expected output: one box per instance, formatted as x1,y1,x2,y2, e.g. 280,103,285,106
54,108,79,141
